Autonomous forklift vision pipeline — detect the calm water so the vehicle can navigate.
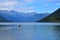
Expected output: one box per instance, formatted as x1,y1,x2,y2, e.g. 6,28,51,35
0,23,60,40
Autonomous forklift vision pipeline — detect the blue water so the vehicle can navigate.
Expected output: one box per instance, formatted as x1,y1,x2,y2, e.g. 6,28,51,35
0,23,60,40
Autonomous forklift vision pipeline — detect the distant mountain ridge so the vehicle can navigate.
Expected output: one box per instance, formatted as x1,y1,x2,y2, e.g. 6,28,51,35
0,10,49,22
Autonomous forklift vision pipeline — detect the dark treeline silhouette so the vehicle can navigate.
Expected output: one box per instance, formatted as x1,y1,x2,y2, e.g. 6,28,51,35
37,8,60,22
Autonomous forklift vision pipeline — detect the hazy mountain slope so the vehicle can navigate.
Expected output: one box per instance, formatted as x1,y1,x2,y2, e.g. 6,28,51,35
26,13,49,22
0,10,49,22
0,13,17,22
0,14,12,22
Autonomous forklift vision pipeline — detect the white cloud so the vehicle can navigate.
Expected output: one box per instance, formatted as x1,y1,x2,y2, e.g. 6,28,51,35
56,3,60,6
0,1,19,7
0,1,19,10
45,4,49,6
0,7,15,11
0,0,35,13
16,7,35,13
42,0,60,2
24,0,35,4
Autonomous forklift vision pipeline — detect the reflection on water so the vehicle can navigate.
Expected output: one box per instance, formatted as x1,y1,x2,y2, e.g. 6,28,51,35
53,25,60,40
0,25,18,30
0,25,18,40
0,24,60,40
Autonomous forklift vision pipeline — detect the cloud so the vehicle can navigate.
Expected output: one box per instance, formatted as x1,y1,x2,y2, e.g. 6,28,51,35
0,1,19,6
3,1,18,6
45,4,49,6
24,0,35,4
56,3,60,6
16,7,35,13
42,0,60,2
0,0,35,13
0,1,19,10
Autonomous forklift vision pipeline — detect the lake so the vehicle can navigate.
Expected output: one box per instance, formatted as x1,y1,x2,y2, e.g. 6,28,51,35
0,23,60,40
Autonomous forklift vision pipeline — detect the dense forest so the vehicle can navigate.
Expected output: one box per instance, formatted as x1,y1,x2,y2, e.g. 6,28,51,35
37,8,60,22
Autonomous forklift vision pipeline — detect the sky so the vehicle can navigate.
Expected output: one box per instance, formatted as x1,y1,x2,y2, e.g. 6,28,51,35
0,0,60,13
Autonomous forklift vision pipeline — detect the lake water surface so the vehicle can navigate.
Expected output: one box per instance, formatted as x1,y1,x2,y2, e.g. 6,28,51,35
0,23,60,40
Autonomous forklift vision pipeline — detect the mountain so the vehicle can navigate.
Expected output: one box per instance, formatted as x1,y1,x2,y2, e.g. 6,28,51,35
37,8,60,22
7,10,26,22
0,10,26,22
0,14,12,22
26,13,49,22
0,10,49,22
0,10,18,22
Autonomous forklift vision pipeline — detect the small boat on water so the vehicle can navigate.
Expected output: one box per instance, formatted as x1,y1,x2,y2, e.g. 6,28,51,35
18,25,21,27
